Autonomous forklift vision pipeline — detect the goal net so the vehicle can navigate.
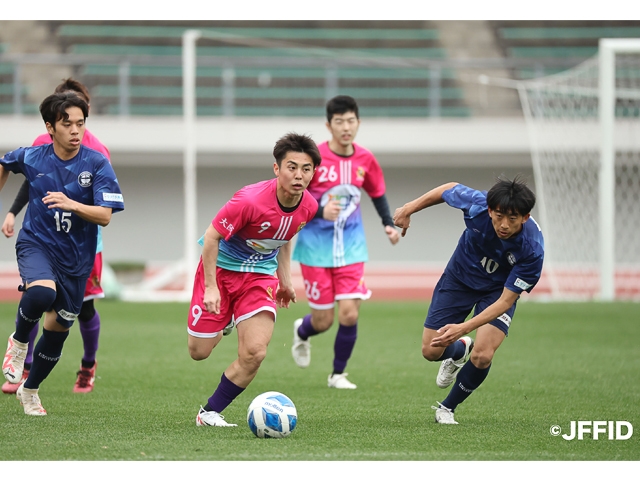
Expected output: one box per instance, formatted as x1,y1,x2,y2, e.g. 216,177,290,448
517,39,640,300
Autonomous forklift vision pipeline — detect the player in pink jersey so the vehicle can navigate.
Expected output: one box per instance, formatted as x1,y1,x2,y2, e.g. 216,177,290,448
188,132,321,427
1,79,107,395
291,95,400,389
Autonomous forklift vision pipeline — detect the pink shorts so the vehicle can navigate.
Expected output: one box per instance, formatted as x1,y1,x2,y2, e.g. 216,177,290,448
83,252,105,301
299,262,371,310
187,260,279,338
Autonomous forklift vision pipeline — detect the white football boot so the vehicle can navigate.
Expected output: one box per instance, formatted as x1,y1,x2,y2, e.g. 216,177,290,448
327,372,357,389
195,407,237,427
436,336,474,389
432,401,458,424
291,318,311,368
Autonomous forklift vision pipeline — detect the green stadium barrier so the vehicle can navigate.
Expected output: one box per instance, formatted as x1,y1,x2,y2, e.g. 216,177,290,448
500,27,640,40
81,64,458,80
104,103,471,117
507,46,598,58
92,84,464,100
70,44,447,58
58,24,440,41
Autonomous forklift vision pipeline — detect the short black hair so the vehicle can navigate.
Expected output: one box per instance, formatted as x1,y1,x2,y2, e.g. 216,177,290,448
326,95,359,122
273,132,322,168
486,175,536,216
40,92,89,128
54,78,91,104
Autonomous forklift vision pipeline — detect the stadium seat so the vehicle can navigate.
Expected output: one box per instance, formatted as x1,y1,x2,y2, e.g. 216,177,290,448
46,21,469,118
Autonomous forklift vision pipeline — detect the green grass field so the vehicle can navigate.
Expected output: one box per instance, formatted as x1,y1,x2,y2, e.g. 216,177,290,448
0,299,638,470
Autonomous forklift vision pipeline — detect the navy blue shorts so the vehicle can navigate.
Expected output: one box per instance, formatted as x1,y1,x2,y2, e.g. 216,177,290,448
425,271,518,336
16,242,87,328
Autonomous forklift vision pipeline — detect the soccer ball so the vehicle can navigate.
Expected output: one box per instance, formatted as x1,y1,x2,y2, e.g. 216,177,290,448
247,391,297,438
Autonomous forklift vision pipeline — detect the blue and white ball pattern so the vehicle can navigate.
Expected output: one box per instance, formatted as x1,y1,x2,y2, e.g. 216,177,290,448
247,391,297,438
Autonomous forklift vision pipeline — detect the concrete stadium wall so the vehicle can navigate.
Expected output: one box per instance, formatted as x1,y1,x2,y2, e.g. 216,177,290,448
0,116,536,268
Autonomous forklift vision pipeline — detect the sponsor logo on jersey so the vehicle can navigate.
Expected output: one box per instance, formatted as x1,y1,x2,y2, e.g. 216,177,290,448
58,309,78,321
219,217,234,233
497,313,512,327
514,278,532,290
78,171,93,187
102,192,123,202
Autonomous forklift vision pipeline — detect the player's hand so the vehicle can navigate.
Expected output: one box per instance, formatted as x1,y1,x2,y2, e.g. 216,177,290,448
203,286,221,314
392,206,411,237
385,225,400,245
322,199,342,221
276,284,297,308
42,191,78,212
430,324,466,348
2,212,15,238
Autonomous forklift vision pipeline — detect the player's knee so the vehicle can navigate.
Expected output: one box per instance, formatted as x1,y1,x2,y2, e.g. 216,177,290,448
189,345,210,361
240,344,268,371
338,310,358,326
187,337,213,361
470,349,494,369
422,345,442,362
78,300,95,323
312,311,334,331
19,285,57,320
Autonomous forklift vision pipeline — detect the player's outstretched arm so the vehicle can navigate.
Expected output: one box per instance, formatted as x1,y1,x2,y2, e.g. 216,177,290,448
393,182,458,237
430,287,519,347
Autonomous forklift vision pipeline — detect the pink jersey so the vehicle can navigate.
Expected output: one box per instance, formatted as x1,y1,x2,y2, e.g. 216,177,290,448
292,141,387,267
32,129,110,161
211,178,318,274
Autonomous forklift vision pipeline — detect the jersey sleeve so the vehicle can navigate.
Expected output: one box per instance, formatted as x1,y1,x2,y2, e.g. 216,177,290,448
505,254,544,294
362,155,386,198
211,189,251,241
92,158,124,212
442,184,488,217
0,148,25,174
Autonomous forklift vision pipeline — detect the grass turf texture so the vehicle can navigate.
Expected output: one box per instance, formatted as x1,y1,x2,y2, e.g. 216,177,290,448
0,300,638,462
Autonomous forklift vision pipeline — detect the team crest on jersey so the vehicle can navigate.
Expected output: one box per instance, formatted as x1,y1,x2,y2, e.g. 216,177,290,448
266,286,273,299
296,222,307,233
506,252,516,266
356,166,365,180
78,171,93,187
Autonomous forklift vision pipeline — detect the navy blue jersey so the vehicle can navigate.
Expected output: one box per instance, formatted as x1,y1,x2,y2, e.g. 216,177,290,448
0,144,124,278
442,184,544,294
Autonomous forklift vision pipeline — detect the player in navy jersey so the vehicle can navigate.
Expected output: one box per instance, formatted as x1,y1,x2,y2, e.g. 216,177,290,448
393,177,544,424
188,132,320,427
0,92,124,415
1,78,111,395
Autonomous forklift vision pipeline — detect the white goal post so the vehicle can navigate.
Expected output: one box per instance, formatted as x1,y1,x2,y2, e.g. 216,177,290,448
517,38,640,301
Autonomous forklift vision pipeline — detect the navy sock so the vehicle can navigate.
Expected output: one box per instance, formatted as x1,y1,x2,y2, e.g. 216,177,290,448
332,323,357,374
441,361,491,411
24,328,69,390
206,373,245,413
14,286,56,344
297,313,318,341
439,339,466,361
